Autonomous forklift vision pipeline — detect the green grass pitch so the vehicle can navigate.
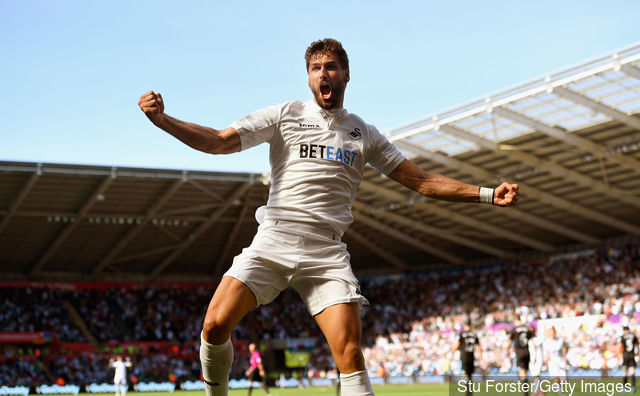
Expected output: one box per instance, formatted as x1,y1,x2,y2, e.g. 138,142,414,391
74,380,632,395
77,384,449,396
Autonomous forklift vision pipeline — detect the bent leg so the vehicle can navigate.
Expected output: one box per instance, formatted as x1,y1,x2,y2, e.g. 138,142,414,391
203,276,257,343
314,302,373,395
201,276,257,396
314,302,364,373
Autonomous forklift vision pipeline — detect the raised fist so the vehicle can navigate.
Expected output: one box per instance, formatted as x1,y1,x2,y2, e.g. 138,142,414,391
138,91,165,123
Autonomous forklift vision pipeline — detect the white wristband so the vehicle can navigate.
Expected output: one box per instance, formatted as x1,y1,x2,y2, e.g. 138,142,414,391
479,187,494,204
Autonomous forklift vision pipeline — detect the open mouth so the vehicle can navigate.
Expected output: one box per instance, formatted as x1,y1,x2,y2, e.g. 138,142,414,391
320,82,332,99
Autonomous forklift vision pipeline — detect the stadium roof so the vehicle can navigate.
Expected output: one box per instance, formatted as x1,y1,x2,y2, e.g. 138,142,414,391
1,43,640,282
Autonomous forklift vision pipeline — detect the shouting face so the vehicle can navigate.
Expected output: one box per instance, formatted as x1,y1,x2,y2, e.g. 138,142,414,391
307,52,350,110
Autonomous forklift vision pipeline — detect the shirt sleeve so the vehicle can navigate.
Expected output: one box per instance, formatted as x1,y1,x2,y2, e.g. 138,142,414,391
365,125,405,175
231,103,282,151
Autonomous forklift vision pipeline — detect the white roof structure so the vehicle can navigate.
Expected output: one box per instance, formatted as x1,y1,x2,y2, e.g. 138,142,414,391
1,43,639,280
353,42,640,270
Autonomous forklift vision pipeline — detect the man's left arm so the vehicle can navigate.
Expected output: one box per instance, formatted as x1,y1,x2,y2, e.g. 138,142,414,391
387,159,518,207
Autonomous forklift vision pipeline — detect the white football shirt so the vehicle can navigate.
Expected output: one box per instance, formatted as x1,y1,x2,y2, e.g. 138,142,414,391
232,100,405,235
543,337,566,365
112,360,131,381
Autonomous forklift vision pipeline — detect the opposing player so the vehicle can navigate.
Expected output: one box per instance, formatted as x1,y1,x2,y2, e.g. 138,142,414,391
510,318,534,396
543,327,568,394
139,38,519,396
245,343,271,396
620,326,638,392
528,325,544,396
108,356,132,396
455,322,483,396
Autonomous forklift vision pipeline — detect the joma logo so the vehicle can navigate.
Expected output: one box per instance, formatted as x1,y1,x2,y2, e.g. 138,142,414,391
299,123,320,128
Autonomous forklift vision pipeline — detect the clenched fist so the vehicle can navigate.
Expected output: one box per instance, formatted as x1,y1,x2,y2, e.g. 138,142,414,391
493,182,519,207
138,91,165,124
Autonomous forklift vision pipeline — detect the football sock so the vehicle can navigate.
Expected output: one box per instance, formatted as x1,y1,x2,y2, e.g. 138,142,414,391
200,333,233,396
522,378,529,396
339,370,374,396
624,375,628,385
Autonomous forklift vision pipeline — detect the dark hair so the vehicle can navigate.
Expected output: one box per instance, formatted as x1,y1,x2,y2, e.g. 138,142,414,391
305,38,349,71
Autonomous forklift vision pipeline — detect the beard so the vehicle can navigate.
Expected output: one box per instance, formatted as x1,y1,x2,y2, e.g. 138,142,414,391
312,82,346,110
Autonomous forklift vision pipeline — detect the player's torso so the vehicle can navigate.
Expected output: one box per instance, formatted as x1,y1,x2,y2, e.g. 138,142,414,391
250,352,262,368
621,334,637,353
461,331,478,354
544,338,563,357
269,101,366,178
513,326,530,350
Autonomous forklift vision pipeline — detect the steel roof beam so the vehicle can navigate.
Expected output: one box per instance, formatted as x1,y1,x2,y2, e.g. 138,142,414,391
621,64,640,80
354,201,511,258
114,244,182,264
343,229,408,270
0,171,40,235
30,175,115,275
91,179,185,275
393,141,640,237
439,124,640,211
358,178,553,252
553,86,640,132
352,209,464,264
156,203,223,217
212,202,249,277
496,96,640,173
148,180,255,279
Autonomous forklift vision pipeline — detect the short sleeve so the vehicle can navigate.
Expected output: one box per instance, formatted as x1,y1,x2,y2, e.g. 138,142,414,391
365,125,405,175
231,103,281,151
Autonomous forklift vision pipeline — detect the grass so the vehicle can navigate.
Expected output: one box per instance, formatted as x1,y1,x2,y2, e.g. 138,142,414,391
72,379,635,395
76,384,448,396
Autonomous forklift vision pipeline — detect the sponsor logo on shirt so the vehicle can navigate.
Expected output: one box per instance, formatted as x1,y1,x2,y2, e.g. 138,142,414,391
299,122,321,128
299,143,358,167
348,128,362,140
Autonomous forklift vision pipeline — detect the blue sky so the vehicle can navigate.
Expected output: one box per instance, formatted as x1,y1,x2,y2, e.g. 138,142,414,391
1,1,638,173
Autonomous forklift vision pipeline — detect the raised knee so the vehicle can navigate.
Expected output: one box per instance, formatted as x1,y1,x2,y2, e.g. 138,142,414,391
337,340,362,361
202,313,233,344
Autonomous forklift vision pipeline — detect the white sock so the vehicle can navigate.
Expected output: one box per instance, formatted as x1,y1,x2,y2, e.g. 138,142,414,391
339,370,374,396
200,333,234,396
121,385,127,396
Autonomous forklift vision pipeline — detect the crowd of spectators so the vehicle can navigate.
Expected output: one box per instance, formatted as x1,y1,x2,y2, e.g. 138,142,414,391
0,287,85,342
0,357,48,386
361,244,640,376
0,243,638,386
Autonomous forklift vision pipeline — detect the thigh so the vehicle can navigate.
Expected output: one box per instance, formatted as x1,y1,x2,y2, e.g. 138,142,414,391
313,302,364,372
203,276,257,343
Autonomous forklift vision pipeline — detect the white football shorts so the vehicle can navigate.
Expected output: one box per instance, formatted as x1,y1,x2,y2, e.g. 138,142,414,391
223,220,367,316
547,360,567,378
529,358,542,377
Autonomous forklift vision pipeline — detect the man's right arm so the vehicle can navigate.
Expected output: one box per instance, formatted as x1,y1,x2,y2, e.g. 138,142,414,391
138,91,241,154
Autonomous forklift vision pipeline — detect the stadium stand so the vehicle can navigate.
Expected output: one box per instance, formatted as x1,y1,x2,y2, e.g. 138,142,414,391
0,243,638,386
1,43,639,390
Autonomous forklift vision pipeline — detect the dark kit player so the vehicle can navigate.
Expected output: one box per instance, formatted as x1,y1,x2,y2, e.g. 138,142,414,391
621,326,638,392
510,318,534,396
456,322,482,396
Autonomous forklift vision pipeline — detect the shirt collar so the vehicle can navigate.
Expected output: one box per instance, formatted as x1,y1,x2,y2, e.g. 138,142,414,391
306,99,347,119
